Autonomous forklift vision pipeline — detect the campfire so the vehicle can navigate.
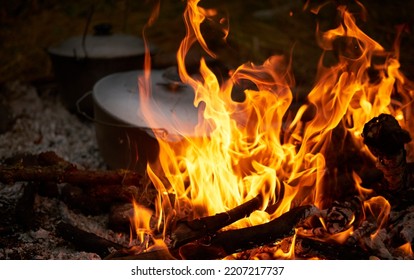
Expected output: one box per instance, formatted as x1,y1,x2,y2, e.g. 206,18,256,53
1,0,413,260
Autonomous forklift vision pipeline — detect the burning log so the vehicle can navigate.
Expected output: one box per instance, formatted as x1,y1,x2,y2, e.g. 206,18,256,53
296,237,371,259
170,194,264,248
105,205,319,260
177,205,319,259
0,151,144,187
346,220,378,246
56,222,127,258
360,114,414,251
387,206,414,249
361,113,413,203
322,196,364,235
60,183,156,216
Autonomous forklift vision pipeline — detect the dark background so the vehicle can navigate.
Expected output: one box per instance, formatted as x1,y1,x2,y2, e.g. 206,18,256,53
1,0,413,89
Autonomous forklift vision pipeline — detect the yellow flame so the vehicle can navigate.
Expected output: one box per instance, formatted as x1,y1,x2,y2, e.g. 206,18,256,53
327,226,354,244
131,200,153,247
352,171,374,200
132,0,414,258
272,230,298,259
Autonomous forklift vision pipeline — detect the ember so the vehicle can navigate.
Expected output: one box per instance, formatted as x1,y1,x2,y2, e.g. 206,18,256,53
0,0,414,261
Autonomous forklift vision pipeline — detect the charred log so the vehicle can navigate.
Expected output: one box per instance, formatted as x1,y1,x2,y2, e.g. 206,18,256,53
0,152,144,187
362,113,412,193
296,237,371,259
177,205,319,259
171,194,263,248
0,164,144,187
56,222,126,258
346,220,378,246
387,206,414,248
108,203,135,232
323,196,364,235
60,183,156,216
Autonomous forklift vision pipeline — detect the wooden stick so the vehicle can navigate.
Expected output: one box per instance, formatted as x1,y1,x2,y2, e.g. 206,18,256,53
171,194,263,248
0,161,144,186
178,205,319,259
296,237,371,259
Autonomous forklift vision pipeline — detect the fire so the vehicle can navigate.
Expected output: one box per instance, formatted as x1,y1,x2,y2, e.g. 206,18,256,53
132,0,414,257
364,196,391,229
130,201,153,249
271,230,298,259
397,242,413,257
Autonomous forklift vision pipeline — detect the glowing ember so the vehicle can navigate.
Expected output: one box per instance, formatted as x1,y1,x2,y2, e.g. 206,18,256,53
131,0,414,258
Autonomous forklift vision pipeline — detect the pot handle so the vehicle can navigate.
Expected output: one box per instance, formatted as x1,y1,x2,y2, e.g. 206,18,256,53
76,91,170,140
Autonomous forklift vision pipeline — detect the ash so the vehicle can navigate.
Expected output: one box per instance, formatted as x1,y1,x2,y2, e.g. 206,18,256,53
0,81,104,169
0,81,129,259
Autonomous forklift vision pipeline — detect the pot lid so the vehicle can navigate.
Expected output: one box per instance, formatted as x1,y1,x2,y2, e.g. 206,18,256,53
48,24,151,59
92,69,199,141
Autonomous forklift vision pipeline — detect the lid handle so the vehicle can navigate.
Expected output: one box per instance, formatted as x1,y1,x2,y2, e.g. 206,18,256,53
94,23,113,36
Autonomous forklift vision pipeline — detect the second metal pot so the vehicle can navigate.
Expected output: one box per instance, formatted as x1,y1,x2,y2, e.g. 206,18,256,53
48,24,154,113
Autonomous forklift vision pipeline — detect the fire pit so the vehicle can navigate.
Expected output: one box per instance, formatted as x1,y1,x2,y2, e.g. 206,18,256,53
1,0,414,262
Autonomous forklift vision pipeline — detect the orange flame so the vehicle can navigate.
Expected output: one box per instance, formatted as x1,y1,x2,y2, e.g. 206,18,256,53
133,0,414,257
130,200,153,250
397,242,413,257
363,196,391,237
271,229,298,259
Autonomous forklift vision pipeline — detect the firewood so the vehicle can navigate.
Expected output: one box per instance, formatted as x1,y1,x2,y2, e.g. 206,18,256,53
346,220,377,245
60,183,156,216
323,196,364,234
177,205,319,259
60,184,109,215
296,237,371,259
387,206,414,248
2,151,70,167
170,194,263,248
362,113,411,193
56,222,126,258
108,203,134,232
0,154,144,187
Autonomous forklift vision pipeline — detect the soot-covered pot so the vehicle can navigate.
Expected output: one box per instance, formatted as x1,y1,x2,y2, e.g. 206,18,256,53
91,69,198,173
48,23,154,113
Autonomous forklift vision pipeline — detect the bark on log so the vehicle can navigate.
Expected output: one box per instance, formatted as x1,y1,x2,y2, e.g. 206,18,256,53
0,160,144,186
362,113,411,192
178,205,319,259
60,183,156,216
296,237,371,259
0,152,143,185
171,194,263,248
